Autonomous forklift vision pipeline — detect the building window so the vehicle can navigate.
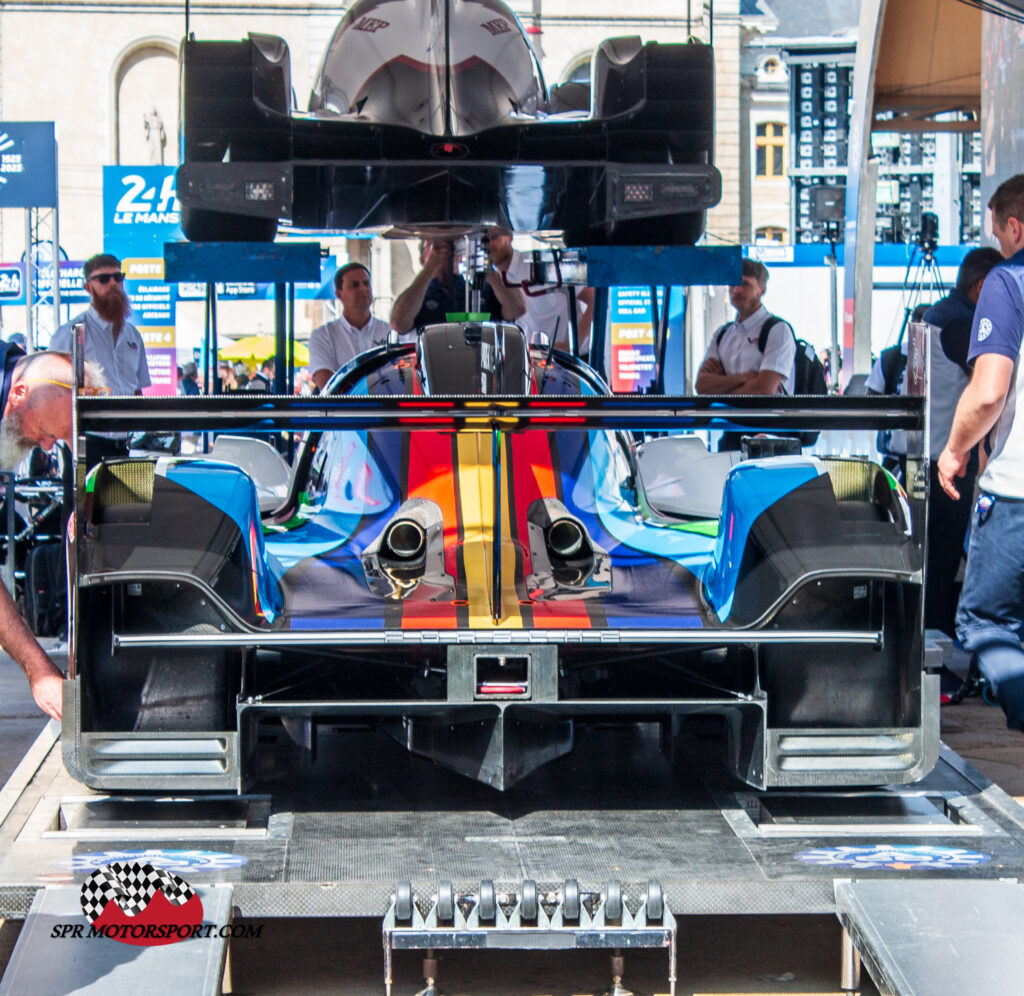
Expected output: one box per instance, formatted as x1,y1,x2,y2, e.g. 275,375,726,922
755,122,786,178
755,226,787,243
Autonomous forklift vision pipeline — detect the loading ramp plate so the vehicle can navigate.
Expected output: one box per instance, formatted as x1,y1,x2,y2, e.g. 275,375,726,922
0,883,232,995
836,878,1024,996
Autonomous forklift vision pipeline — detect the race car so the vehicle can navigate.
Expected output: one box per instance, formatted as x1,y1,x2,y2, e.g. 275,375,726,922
65,326,934,793
176,0,720,245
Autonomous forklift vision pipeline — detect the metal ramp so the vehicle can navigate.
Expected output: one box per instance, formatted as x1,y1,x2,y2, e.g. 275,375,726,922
0,884,233,995
836,879,1024,996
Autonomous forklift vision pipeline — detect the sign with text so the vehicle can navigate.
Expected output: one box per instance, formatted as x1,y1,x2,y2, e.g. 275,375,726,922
35,260,91,306
124,256,176,396
0,264,24,303
104,166,183,258
0,122,57,207
608,286,662,393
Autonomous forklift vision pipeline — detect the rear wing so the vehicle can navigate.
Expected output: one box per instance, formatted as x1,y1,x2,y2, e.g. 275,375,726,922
77,391,924,435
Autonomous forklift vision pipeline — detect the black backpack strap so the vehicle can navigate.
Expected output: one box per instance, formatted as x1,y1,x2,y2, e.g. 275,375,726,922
714,323,729,348
757,315,785,352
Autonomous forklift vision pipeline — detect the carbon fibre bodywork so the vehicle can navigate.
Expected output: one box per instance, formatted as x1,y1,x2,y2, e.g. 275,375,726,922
176,0,720,243
64,329,936,793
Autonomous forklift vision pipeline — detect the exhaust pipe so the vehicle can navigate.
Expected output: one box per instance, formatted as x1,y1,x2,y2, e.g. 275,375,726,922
547,518,584,558
362,498,453,598
383,520,427,560
526,497,610,598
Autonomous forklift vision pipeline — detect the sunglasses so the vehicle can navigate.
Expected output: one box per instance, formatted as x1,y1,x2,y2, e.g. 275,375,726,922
88,272,125,285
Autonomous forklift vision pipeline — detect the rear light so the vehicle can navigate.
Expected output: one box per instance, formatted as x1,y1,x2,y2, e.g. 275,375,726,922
245,181,276,201
475,654,530,699
430,142,469,158
609,166,721,220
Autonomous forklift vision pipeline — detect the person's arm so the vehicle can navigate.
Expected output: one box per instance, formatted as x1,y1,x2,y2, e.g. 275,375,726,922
863,356,887,396
695,334,741,394
739,319,794,396
937,353,1014,499
390,268,435,333
0,583,63,719
484,271,526,322
390,244,451,332
134,332,152,395
307,324,338,392
695,355,750,394
729,369,785,395
695,338,786,393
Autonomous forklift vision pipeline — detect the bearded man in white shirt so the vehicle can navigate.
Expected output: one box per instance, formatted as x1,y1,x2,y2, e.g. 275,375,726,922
51,253,150,464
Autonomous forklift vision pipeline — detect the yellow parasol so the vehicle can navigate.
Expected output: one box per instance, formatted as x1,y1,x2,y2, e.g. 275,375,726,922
219,334,309,366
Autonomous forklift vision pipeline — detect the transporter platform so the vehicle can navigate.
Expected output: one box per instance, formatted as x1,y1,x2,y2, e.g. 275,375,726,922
2,714,1024,994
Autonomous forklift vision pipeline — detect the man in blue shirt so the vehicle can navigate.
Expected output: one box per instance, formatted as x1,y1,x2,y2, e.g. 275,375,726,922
938,173,1024,730
868,249,1001,636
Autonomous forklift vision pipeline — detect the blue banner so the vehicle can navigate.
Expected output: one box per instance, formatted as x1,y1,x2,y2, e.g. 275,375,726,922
104,166,183,258
0,122,57,208
104,166,335,300
0,263,24,304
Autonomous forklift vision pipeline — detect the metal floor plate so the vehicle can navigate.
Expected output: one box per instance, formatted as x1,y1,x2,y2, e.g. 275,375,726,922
2,725,1024,919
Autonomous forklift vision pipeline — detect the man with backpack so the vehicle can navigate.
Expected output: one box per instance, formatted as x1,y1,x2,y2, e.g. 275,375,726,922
697,258,795,398
697,258,826,449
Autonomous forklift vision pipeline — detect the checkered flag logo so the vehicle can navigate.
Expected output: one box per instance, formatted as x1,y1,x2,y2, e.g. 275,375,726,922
80,861,197,923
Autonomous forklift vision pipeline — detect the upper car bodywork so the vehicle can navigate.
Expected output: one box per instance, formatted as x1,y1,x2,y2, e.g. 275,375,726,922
176,0,720,243
66,325,934,793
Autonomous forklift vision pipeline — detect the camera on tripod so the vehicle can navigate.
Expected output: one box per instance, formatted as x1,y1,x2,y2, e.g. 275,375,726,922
897,209,944,348
914,211,939,254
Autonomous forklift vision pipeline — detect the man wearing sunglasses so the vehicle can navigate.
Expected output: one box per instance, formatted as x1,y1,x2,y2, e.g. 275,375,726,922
51,254,151,463
0,341,106,721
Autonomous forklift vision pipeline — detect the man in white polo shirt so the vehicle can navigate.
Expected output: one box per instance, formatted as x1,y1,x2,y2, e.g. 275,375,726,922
309,262,405,390
695,258,796,449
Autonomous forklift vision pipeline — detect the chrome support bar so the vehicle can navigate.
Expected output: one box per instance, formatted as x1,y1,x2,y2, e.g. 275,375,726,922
113,628,883,649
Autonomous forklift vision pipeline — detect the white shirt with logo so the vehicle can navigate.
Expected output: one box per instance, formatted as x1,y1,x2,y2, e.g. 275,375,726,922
51,307,151,395
308,313,402,378
702,305,795,395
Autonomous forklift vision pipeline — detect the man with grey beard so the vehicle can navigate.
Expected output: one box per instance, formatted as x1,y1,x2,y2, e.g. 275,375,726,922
51,253,150,464
0,341,105,720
